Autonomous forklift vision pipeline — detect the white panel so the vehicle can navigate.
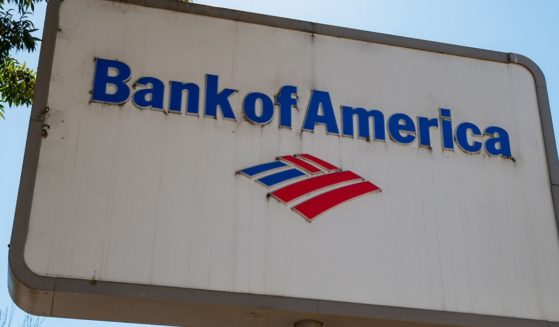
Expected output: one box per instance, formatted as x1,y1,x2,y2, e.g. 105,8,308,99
23,0,559,322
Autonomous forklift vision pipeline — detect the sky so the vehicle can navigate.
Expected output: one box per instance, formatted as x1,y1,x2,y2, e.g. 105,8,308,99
1,0,558,326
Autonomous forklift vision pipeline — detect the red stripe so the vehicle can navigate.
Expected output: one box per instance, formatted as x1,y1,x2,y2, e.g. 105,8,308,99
271,171,362,203
293,181,380,221
296,153,338,171
280,155,322,174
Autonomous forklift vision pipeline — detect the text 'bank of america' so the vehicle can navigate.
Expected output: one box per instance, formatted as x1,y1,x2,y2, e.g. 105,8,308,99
91,58,512,158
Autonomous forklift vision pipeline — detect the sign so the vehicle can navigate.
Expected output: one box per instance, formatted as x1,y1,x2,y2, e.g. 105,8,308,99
10,0,559,326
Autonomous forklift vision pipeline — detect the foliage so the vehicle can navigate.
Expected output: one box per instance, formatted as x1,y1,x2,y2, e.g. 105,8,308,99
0,306,43,327
0,0,42,119
0,57,34,118
19,315,42,327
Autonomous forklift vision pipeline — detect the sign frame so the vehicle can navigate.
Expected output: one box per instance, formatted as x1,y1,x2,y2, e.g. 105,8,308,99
9,0,559,326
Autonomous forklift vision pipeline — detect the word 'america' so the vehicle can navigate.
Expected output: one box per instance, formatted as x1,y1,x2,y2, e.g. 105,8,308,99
91,58,512,158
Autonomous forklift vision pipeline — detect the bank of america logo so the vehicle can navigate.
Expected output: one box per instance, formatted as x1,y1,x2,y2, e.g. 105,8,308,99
238,154,381,222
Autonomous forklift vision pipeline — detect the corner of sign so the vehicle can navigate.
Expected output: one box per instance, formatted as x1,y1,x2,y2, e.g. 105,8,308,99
507,52,547,88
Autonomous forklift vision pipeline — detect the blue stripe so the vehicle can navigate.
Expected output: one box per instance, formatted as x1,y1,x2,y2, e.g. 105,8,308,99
239,161,287,177
257,168,306,187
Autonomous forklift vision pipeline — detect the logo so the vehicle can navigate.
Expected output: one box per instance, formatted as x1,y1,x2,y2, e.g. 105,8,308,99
238,154,381,222
90,58,513,159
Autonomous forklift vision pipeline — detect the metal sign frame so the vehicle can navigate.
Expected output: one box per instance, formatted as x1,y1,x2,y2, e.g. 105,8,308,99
9,0,559,326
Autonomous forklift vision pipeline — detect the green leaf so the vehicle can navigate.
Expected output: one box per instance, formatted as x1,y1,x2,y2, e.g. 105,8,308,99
0,56,36,112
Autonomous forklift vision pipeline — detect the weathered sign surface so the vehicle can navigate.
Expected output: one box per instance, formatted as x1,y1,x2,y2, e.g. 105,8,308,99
10,0,559,326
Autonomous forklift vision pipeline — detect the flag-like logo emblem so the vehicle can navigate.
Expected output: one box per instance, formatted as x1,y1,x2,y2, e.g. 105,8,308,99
238,154,381,222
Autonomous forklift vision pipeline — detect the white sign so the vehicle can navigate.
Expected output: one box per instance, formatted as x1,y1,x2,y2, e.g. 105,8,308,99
10,0,559,326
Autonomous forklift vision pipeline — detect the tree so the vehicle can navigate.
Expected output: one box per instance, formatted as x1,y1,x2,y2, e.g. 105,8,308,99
0,0,42,119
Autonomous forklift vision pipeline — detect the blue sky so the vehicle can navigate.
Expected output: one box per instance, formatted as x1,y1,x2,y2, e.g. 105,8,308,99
1,0,558,326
